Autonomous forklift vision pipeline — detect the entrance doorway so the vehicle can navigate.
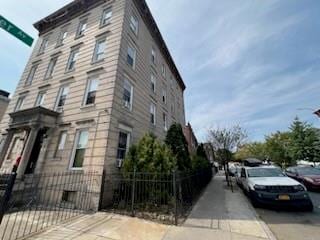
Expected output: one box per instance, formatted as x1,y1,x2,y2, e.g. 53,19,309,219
24,128,47,174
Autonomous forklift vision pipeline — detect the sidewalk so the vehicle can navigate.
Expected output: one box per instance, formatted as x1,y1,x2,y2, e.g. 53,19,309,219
27,172,276,240
163,172,276,240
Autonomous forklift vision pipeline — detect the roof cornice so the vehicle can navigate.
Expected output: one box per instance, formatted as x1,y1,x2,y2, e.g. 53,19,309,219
33,0,186,91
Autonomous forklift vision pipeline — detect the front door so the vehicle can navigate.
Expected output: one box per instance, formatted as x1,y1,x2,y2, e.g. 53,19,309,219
24,129,47,174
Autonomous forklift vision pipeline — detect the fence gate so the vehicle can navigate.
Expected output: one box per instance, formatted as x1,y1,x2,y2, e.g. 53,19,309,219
0,171,102,240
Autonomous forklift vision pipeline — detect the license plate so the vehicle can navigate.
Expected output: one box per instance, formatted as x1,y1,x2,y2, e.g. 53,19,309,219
278,195,290,200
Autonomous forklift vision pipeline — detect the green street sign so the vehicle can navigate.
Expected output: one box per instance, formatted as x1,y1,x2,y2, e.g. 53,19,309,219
0,15,34,47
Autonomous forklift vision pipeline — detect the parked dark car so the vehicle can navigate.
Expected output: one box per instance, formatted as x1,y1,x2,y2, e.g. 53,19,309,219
243,158,262,167
285,167,320,191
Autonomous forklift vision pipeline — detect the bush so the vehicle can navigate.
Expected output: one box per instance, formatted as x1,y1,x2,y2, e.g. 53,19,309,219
122,133,176,173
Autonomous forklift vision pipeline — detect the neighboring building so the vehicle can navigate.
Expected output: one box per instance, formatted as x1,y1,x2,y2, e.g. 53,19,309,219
183,122,198,153
203,143,215,164
314,109,320,118
0,90,10,122
0,0,186,187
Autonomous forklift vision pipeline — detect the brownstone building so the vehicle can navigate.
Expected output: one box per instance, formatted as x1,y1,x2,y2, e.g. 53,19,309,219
183,122,198,153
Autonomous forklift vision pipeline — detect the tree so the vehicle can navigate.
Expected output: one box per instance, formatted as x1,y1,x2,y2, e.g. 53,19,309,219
289,117,320,164
123,133,176,173
207,125,247,183
234,142,267,161
265,131,293,167
165,123,191,170
196,143,208,160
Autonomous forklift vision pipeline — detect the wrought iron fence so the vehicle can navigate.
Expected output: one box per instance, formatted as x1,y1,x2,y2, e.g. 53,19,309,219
103,167,213,225
0,171,102,240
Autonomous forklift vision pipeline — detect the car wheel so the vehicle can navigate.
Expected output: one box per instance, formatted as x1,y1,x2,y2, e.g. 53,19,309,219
249,191,260,208
304,202,314,212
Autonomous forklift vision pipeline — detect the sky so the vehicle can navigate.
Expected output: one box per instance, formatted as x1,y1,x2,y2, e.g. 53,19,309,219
1,0,319,142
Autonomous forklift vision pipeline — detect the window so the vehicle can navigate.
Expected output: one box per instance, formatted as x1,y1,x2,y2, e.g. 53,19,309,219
151,74,156,93
35,92,46,106
123,79,133,110
55,131,67,158
101,8,112,26
162,88,167,104
84,78,99,105
129,15,139,35
38,37,49,54
71,129,89,169
127,46,136,69
57,29,68,46
44,57,58,79
76,19,87,37
150,103,156,125
25,65,38,85
151,47,156,64
171,96,175,114
7,137,22,160
92,38,106,62
14,96,25,112
66,48,79,71
116,131,130,166
163,112,168,131
161,64,166,77
55,85,69,111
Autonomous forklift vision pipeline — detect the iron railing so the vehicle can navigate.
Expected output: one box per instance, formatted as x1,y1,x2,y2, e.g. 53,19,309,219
0,171,102,240
103,167,213,225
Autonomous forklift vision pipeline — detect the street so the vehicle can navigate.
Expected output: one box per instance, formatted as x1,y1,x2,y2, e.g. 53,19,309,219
256,191,320,240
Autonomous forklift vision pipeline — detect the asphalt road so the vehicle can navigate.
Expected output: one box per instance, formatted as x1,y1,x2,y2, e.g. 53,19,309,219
256,191,320,240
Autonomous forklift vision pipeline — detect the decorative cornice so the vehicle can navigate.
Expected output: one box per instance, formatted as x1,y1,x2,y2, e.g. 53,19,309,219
33,0,186,91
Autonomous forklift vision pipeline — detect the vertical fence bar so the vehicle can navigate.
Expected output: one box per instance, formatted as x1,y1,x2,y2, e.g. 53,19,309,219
0,172,16,225
172,170,178,226
131,168,136,217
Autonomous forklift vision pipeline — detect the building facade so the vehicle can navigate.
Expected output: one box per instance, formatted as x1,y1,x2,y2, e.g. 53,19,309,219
0,0,186,181
0,90,10,122
183,122,198,154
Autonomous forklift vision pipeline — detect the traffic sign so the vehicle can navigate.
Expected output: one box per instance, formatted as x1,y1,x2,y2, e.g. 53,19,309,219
0,15,34,47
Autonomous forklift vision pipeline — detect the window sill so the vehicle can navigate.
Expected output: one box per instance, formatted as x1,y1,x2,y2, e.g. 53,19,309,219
44,76,53,81
65,69,75,74
74,34,85,40
55,44,64,49
37,52,44,57
91,59,105,65
80,104,96,110
99,22,111,29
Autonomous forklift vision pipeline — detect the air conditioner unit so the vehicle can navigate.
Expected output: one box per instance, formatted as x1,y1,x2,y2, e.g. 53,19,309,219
116,159,123,168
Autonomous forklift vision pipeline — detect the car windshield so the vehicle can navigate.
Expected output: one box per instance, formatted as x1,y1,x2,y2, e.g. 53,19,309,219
297,167,320,176
247,168,285,177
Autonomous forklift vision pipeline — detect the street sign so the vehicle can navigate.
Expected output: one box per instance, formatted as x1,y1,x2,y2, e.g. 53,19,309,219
0,15,34,47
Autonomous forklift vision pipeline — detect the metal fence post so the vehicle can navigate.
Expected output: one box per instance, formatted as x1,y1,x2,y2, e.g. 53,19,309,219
131,167,136,217
0,172,17,225
98,170,106,211
172,170,178,225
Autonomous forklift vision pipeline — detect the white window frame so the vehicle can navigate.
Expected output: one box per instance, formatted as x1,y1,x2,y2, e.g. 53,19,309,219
55,85,69,111
83,78,99,106
44,56,58,79
129,14,139,35
69,129,89,170
150,103,156,125
35,91,46,107
123,79,133,111
162,88,167,104
92,38,106,63
127,45,136,69
57,28,68,46
163,112,168,131
66,48,79,72
54,131,67,158
100,8,112,26
38,37,49,54
76,18,87,37
151,74,156,93
161,64,166,78
116,124,132,168
14,96,25,112
151,47,156,65
25,64,38,86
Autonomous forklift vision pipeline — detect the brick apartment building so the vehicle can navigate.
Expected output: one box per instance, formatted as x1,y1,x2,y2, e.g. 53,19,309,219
0,0,186,181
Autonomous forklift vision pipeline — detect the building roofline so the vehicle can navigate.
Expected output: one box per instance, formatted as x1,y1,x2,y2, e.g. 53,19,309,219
33,0,186,91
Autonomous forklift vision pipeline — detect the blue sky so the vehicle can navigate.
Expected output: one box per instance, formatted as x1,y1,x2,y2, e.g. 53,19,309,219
1,0,319,141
